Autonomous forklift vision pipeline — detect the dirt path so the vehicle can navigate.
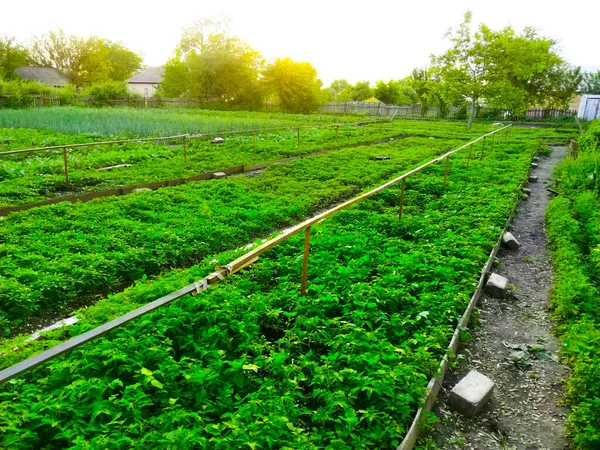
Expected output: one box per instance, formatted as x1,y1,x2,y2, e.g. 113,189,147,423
429,146,570,449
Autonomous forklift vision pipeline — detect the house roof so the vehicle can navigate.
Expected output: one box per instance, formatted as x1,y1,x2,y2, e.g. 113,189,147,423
14,66,69,86
127,67,165,84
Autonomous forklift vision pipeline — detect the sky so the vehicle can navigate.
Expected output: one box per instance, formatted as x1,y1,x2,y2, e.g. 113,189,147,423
2,0,599,85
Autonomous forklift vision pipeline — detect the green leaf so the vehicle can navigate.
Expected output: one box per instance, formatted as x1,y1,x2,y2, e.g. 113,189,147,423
140,367,153,376
150,379,164,389
242,364,259,372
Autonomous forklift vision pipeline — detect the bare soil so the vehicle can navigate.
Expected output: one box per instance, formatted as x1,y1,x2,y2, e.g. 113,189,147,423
428,146,570,449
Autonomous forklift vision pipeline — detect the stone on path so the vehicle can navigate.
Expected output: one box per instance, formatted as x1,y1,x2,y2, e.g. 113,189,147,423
521,187,532,196
531,163,538,168
449,370,495,418
502,232,520,250
528,176,538,183
484,273,508,298
213,172,227,179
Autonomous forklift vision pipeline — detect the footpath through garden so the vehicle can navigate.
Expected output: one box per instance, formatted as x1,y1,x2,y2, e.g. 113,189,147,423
428,146,569,449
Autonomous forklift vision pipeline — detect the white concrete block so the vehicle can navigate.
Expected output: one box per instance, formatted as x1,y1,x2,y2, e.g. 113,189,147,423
213,172,227,179
484,273,508,298
449,370,495,417
502,232,520,250
528,176,538,183
530,163,538,169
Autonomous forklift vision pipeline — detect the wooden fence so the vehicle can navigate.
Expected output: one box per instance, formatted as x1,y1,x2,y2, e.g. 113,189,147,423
0,95,577,121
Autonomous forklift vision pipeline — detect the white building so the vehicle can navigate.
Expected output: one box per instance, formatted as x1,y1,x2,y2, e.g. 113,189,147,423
126,67,164,97
578,95,600,120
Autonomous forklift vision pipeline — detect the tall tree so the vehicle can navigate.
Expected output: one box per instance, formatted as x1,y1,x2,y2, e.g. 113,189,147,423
29,30,142,86
162,19,263,105
337,81,373,102
581,71,600,95
0,36,30,80
262,58,323,113
432,12,574,128
327,79,350,101
374,79,415,105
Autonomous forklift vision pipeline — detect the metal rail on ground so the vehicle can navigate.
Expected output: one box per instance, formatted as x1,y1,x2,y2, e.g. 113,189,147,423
0,125,511,385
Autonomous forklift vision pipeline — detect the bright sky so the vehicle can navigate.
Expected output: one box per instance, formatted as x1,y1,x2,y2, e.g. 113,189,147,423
2,0,599,85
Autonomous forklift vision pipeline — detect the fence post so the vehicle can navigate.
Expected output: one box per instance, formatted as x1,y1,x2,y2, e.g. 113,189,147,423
62,147,69,185
183,135,187,164
300,226,311,296
398,178,406,220
443,156,449,189
489,133,495,154
481,136,487,159
336,125,339,146
466,143,473,169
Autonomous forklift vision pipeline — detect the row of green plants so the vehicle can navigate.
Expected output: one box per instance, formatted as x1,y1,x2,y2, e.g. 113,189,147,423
546,120,600,448
0,125,429,208
0,136,537,448
0,136,465,333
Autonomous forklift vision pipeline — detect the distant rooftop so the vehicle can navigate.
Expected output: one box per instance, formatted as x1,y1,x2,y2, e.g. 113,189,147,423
14,66,69,87
127,67,165,84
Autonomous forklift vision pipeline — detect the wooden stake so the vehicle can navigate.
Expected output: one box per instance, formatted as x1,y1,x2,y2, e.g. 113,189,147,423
481,136,486,159
398,178,406,220
300,226,311,296
443,155,449,189
183,135,187,164
466,143,473,169
62,147,69,185
336,125,339,146
489,133,495,153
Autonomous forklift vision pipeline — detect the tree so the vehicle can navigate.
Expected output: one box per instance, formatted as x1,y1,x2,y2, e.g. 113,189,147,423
29,30,142,86
581,71,600,95
337,81,373,102
374,79,415,105
162,19,263,105
327,79,350,101
0,36,30,80
432,11,574,128
262,58,323,113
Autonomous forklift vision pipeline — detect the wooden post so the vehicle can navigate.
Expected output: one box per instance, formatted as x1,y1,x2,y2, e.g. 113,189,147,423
62,147,69,185
443,155,449,189
297,127,300,147
336,125,339,146
183,135,187,164
398,178,406,220
481,136,486,159
466,143,473,169
300,226,311,296
490,133,495,153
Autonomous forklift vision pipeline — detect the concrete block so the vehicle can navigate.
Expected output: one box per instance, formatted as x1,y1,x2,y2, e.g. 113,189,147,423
211,137,225,144
528,176,538,183
133,188,152,193
484,273,508,298
449,370,495,417
530,163,538,168
501,231,520,250
213,172,227,179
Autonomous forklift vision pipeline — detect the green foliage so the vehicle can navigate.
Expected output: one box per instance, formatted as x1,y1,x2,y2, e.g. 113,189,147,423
29,30,142,86
431,11,576,128
162,20,263,107
581,71,600,95
262,58,323,113
374,80,415,105
0,36,30,80
82,81,138,105
546,121,600,448
336,81,373,102
0,79,76,107
0,133,534,447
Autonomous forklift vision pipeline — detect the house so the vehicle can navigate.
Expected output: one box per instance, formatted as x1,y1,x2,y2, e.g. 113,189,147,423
126,67,164,97
14,67,69,87
578,94,600,120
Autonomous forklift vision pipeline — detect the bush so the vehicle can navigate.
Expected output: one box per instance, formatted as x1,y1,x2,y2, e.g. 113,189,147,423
82,81,140,106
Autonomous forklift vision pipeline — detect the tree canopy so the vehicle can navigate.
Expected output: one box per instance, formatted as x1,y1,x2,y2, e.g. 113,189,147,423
262,58,323,113
29,30,142,86
431,11,579,128
581,71,600,95
0,36,30,80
